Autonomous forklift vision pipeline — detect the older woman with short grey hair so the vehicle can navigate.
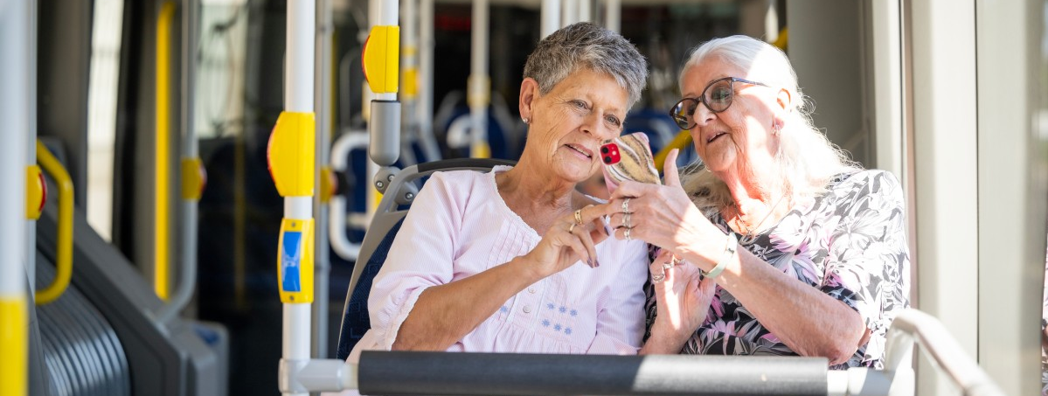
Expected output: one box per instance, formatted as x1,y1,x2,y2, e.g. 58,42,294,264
600,35,910,369
346,22,650,362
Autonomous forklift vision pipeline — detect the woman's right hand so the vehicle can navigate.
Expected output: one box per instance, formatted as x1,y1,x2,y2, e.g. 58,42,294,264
521,205,611,279
645,249,717,353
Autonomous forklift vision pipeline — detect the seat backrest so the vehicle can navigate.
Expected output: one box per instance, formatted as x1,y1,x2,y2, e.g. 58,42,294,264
335,158,515,359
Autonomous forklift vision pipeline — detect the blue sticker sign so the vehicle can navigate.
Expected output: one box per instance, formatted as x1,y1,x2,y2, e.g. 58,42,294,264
281,231,302,292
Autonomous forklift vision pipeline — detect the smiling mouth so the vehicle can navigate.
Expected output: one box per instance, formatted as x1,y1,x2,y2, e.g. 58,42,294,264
707,132,728,144
566,144,593,159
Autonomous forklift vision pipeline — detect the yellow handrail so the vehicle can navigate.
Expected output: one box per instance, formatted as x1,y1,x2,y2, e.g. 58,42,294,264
653,130,693,174
772,27,788,51
155,1,175,301
35,140,74,305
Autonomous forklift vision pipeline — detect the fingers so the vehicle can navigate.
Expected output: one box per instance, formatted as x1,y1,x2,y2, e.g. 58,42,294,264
649,250,673,282
564,229,596,268
575,204,606,225
570,221,600,268
609,180,655,200
663,149,682,187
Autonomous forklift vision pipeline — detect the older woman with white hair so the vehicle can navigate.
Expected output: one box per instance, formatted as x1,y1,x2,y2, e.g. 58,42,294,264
600,35,910,369
345,22,650,364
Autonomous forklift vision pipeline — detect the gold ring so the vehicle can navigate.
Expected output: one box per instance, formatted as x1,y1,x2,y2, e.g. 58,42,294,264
569,223,577,233
574,209,583,225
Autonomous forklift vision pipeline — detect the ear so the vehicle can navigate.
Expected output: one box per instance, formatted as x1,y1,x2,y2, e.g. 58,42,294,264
776,88,792,112
519,78,540,121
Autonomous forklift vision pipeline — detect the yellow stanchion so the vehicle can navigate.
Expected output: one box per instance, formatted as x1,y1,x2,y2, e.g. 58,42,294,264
154,1,176,300
0,297,27,396
35,141,73,305
654,131,693,173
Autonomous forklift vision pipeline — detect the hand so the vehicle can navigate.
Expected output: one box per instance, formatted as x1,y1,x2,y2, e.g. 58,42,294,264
648,249,717,348
522,205,610,279
599,149,719,253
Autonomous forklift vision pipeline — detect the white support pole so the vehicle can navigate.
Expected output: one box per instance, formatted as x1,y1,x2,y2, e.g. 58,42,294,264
469,0,489,158
287,0,316,114
418,0,438,160
603,0,619,33
0,0,30,394
25,0,38,295
0,0,29,316
282,1,315,395
541,0,560,38
561,0,578,27
577,0,590,23
312,0,334,359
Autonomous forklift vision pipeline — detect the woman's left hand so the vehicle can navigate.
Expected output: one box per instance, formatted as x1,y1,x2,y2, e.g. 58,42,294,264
640,249,717,354
599,149,720,255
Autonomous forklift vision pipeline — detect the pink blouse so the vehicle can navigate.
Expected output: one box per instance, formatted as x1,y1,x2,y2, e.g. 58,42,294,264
347,166,649,362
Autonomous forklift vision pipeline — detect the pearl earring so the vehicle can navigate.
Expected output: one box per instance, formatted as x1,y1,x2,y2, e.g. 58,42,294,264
522,117,529,124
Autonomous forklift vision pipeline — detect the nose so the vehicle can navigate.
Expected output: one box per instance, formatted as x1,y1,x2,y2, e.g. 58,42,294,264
581,111,609,139
693,101,717,128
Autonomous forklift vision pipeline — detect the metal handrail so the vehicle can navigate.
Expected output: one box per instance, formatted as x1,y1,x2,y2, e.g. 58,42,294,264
884,309,1005,396
154,1,176,301
34,140,73,305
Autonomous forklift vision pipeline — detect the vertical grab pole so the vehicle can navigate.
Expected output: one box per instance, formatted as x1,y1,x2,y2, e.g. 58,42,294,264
157,0,204,324
577,0,590,23
271,1,315,395
0,0,31,394
468,0,489,158
312,0,334,359
418,0,437,159
603,0,620,33
540,0,560,38
561,0,578,27
155,1,176,301
363,0,401,167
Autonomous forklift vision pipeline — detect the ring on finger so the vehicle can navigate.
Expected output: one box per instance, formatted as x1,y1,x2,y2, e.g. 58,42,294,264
569,223,577,233
622,198,631,213
670,255,682,266
574,209,583,225
624,227,632,241
651,271,665,283
623,213,631,229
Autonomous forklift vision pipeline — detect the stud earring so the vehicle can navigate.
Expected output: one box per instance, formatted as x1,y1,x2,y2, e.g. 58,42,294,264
522,117,529,124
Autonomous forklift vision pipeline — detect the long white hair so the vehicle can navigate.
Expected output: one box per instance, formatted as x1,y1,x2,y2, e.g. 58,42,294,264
678,35,860,214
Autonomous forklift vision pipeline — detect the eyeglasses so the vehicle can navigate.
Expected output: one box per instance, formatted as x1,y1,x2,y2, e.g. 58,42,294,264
668,77,768,130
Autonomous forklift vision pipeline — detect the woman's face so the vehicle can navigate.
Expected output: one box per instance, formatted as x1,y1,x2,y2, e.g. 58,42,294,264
681,57,784,176
520,68,629,184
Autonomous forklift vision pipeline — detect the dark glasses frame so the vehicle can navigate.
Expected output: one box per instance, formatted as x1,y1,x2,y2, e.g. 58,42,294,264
668,77,768,130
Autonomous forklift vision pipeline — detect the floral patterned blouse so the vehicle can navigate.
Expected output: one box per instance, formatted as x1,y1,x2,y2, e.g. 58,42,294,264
645,169,912,369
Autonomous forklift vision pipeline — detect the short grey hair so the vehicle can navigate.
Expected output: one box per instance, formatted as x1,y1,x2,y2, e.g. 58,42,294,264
678,35,861,213
523,22,648,110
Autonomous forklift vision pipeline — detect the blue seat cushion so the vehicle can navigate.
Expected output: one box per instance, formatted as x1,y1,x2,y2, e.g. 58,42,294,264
336,219,405,360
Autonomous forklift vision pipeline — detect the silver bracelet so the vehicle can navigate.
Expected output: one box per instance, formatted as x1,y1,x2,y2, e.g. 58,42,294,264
703,233,737,278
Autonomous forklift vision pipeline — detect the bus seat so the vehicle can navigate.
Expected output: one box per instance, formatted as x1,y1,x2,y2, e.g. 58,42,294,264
335,158,516,360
